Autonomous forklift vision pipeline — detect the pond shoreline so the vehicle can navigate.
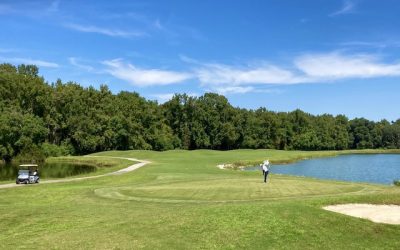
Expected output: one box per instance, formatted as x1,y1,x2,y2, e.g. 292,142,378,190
218,149,400,170
220,153,400,186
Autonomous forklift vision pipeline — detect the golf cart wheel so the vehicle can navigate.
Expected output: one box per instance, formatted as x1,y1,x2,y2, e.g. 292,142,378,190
24,180,28,184
36,179,40,184
16,181,19,184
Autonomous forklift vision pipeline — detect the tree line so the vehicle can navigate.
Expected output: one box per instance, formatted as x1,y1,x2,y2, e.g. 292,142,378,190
1,63,400,162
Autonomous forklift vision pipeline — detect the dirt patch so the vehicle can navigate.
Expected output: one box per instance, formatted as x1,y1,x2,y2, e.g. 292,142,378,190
323,204,400,225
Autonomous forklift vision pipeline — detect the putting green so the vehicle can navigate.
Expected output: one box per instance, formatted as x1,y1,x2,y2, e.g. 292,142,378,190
94,176,380,203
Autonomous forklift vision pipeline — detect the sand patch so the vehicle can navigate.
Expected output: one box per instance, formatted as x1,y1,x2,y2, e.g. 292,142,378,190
216,164,234,170
217,164,227,169
323,204,400,225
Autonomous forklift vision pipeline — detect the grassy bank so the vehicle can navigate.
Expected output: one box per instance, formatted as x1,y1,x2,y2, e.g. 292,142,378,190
0,149,399,249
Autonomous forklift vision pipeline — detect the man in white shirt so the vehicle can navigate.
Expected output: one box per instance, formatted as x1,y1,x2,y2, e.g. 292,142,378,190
262,160,270,183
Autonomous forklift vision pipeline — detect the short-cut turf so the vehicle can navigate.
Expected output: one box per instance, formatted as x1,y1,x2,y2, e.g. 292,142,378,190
0,149,399,249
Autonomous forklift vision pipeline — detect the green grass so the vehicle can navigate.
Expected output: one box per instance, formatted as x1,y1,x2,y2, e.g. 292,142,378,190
0,149,399,249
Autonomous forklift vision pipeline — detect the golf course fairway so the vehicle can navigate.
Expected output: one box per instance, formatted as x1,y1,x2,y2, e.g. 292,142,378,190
0,149,399,249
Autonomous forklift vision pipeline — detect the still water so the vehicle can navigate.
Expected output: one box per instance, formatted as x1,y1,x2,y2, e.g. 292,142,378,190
246,154,400,185
0,162,96,181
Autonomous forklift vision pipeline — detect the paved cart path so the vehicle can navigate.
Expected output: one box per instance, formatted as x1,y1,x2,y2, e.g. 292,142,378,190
0,156,151,189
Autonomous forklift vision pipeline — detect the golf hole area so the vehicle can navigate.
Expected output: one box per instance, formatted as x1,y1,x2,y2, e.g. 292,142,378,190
93,178,374,204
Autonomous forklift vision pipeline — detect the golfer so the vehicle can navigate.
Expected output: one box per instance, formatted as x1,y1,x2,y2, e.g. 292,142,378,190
262,160,270,183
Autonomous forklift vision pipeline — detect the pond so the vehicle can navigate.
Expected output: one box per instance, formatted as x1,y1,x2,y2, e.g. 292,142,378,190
0,162,96,181
245,154,400,185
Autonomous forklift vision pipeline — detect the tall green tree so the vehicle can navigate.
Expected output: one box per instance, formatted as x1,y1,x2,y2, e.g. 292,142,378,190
1,62,400,162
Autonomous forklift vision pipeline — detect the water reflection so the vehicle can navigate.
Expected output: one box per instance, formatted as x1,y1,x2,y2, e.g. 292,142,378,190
0,162,96,181
243,154,400,185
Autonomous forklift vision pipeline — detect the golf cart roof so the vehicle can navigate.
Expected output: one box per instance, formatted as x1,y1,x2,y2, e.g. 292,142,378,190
19,164,38,167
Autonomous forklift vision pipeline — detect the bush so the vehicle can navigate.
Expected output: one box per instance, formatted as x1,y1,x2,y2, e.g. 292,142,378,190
13,145,46,164
394,180,400,186
41,142,70,157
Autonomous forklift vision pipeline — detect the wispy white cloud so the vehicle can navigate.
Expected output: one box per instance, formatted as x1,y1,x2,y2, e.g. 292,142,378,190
194,63,305,85
102,59,192,87
329,0,356,16
65,23,146,38
68,57,95,72
95,51,400,92
211,86,255,95
187,52,400,90
0,56,59,68
204,85,285,95
96,12,205,43
294,52,400,79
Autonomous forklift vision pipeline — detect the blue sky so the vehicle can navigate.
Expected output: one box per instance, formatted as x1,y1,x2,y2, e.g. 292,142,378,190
1,0,400,121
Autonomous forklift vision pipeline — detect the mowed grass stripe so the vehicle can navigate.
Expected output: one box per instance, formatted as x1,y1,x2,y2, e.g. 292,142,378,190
94,176,381,203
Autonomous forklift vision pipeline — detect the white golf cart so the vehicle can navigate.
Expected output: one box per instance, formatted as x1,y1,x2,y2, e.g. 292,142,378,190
16,164,40,184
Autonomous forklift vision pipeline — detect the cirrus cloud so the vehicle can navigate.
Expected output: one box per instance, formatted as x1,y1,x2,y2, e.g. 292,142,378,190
68,57,95,72
295,52,400,79
330,0,356,17
210,86,254,95
194,63,306,86
0,56,59,68
102,59,192,87
97,51,400,91
65,23,146,38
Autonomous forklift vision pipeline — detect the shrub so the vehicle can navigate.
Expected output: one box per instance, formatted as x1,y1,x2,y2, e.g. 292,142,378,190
41,143,70,157
394,180,400,186
13,145,46,164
